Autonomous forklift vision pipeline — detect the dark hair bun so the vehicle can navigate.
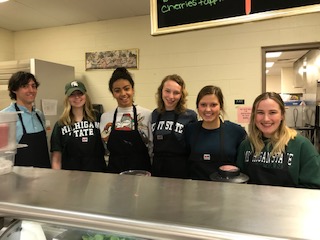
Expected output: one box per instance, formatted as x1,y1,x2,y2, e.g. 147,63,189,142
114,67,128,74
108,67,134,92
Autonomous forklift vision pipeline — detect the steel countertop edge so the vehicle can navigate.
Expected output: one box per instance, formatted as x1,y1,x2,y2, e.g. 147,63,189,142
0,167,319,240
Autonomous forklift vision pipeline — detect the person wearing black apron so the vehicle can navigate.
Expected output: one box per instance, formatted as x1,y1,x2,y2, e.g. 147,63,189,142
186,85,246,181
152,113,187,178
107,105,150,173
151,75,197,178
15,103,51,168
100,67,152,174
236,92,320,188
1,71,51,168
151,74,197,178
187,121,228,180
51,80,107,172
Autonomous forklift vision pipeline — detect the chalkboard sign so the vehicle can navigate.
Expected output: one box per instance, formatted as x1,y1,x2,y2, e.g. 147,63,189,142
151,0,320,35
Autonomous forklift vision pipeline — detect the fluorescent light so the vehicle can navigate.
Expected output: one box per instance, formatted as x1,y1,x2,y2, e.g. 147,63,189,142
266,62,274,68
266,69,269,74
266,52,282,58
0,0,9,3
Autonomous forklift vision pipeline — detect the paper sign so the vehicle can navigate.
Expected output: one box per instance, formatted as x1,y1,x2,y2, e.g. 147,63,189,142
237,107,252,123
41,99,58,116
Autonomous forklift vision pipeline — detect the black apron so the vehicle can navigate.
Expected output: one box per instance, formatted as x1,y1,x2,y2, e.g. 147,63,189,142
152,113,188,178
61,120,107,172
188,121,232,180
245,147,295,187
107,105,151,173
15,103,51,168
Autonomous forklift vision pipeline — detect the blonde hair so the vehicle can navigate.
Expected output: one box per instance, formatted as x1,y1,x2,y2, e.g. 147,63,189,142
248,92,297,156
58,93,96,125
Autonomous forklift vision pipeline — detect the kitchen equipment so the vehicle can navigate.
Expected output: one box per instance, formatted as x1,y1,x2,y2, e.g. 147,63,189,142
210,165,249,184
285,105,304,128
1,167,320,239
0,112,17,151
0,150,16,175
0,112,18,175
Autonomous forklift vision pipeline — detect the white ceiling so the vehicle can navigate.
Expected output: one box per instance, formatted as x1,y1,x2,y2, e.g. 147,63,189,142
266,50,309,76
0,0,150,32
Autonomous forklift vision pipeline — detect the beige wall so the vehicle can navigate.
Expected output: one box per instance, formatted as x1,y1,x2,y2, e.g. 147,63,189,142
0,28,14,61
5,12,320,126
0,28,14,108
266,75,281,93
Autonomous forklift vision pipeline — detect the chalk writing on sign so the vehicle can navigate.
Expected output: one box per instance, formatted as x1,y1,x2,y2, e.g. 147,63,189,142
160,0,224,13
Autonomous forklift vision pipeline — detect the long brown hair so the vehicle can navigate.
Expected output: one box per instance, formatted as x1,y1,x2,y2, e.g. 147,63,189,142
156,74,188,114
248,92,297,156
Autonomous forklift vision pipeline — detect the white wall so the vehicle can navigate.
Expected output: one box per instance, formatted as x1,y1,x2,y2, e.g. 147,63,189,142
7,12,320,127
266,75,281,93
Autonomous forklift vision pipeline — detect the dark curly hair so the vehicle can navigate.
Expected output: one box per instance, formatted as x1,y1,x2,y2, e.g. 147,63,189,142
108,67,134,93
8,71,40,100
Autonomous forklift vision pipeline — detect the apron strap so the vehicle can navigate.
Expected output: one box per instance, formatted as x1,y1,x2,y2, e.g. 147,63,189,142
15,103,45,134
132,105,139,130
15,103,27,134
219,121,226,162
111,108,118,130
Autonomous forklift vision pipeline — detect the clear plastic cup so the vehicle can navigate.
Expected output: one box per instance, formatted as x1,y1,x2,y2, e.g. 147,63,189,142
0,150,16,175
0,112,18,151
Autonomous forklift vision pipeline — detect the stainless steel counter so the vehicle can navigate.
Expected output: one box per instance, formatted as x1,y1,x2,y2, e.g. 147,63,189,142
0,167,319,239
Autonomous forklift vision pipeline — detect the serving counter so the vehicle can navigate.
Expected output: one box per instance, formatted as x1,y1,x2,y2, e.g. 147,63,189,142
0,167,319,239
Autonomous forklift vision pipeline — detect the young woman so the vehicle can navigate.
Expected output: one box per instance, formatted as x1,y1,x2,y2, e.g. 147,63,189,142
50,80,107,172
237,92,320,188
185,85,246,181
100,67,152,173
151,74,197,178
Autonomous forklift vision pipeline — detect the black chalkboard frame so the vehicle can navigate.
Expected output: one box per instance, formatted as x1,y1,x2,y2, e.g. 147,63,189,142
150,1,320,35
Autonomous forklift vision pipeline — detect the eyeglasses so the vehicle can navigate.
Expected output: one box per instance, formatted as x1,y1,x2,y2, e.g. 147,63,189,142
70,91,84,97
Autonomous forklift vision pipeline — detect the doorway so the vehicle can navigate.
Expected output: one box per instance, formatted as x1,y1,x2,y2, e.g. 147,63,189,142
262,42,320,92
261,42,320,148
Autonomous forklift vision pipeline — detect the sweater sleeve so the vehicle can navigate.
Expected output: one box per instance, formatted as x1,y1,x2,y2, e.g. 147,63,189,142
296,137,320,189
50,122,62,152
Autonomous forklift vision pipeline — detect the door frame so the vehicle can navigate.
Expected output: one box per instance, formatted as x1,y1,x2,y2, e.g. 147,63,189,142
261,42,320,92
